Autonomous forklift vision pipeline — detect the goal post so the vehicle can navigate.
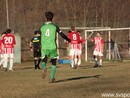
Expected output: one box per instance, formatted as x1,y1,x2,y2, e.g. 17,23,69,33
85,27,130,61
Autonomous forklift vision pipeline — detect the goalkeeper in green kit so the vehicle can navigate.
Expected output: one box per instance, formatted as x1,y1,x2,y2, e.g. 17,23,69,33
40,11,71,83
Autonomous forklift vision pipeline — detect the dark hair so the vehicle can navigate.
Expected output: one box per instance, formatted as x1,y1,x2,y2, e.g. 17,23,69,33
34,30,40,35
45,11,54,21
1,31,6,35
6,29,12,33
77,31,80,33
71,26,75,31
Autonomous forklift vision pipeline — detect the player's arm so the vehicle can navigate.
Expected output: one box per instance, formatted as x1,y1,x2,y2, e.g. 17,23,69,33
1,43,4,53
80,37,85,44
13,35,16,45
57,27,71,42
101,39,104,52
29,38,33,51
77,33,82,43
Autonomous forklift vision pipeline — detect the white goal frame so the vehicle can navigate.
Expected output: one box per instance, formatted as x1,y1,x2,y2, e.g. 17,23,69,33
85,27,130,61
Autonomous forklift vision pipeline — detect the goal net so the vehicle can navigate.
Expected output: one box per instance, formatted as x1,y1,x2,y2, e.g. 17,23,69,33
85,28,130,62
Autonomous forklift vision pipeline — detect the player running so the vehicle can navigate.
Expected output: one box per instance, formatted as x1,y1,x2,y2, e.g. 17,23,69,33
2,29,16,71
30,30,41,69
68,26,80,69
40,11,70,83
91,32,104,67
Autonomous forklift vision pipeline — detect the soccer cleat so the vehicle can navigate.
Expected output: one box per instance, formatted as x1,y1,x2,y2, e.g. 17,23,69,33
42,68,47,79
74,65,77,69
70,61,74,68
36,64,41,69
71,65,77,69
9,69,13,71
3,68,8,71
94,64,98,68
99,65,102,67
77,60,81,66
49,78,56,83
37,66,41,69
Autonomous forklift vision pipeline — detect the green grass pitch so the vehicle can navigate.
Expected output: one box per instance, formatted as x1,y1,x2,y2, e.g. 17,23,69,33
0,61,130,98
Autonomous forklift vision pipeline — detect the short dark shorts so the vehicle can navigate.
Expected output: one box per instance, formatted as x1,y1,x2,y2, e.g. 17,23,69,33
33,50,41,57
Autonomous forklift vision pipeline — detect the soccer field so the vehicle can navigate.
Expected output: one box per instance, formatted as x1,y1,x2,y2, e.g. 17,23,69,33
0,61,130,98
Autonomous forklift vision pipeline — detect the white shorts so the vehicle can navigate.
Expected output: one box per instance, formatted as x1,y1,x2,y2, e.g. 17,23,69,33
77,49,82,55
93,50,103,56
70,49,78,56
3,53,14,59
0,54,4,58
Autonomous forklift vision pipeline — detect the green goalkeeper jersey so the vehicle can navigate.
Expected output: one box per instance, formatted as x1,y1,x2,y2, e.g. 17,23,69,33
40,22,59,50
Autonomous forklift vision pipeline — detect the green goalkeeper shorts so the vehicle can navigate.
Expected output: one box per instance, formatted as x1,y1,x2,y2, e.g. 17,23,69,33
41,49,58,59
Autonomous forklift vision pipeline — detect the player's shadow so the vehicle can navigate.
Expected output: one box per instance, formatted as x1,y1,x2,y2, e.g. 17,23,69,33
55,75,101,83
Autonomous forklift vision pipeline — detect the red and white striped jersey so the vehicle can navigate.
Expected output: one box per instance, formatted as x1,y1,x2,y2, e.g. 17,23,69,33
2,33,16,53
68,31,80,44
4,48,14,54
92,37,104,52
68,31,80,49
69,43,78,49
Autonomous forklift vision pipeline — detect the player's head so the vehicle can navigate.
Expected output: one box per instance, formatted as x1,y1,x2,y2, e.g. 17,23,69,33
71,26,75,31
45,11,54,21
34,30,40,35
96,32,101,37
6,29,12,34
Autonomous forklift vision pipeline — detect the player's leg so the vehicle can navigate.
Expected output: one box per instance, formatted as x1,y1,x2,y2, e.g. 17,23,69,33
99,52,103,67
0,54,4,68
41,55,47,79
34,50,38,69
74,55,78,66
9,53,14,71
74,49,79,66
34,57,38,69
73,49,79,68
37,57,41,69
3,54,8,71
36,50,41,69
93,55,99,67
41,49,48,79
99,56,103,67
93,51,99,67
49,49,58,83
77,49,82,66
70,49,75,68
49,59,57,83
